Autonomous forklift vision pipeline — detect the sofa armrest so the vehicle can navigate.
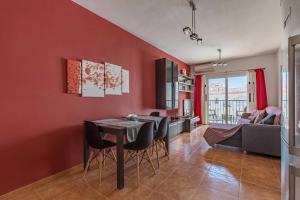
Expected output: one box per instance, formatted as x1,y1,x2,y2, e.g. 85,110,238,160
242,124,281,157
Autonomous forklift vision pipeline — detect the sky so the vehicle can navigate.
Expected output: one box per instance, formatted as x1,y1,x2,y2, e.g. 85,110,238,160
209,76,247,89
208,76,247,100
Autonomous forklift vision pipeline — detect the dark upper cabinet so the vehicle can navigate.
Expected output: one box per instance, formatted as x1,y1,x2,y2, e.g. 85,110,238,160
172,63,178,81
155,58,179,110
172,63,179,109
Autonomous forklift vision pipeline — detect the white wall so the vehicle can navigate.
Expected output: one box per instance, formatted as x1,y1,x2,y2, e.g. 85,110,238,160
193,53,279,106
277,0,300,108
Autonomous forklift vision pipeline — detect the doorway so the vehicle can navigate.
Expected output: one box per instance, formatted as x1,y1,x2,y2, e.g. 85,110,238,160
206,74,248,124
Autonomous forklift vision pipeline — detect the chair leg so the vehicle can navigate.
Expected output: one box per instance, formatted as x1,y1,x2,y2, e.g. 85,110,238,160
110,148,117,161
155,141,159,169
83,151,94,177
102,149,106,168
160,140,169,160
146,149,156,175
151,143,154,156
139,150,146,166
136,151,140,187
125,150,136,164
96,152,103,185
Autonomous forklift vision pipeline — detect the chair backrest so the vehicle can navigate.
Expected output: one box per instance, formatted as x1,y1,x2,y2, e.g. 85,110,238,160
156,117,169,139
150,112,160,117
134,122,154,150
84,121,103,148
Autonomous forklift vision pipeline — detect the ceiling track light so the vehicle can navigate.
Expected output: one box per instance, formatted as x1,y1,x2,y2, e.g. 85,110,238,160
183,0,203,45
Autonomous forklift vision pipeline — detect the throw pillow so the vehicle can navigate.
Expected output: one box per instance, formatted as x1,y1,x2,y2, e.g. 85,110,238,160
249,111,259,123
274,114,281,125
254,110,267,124
241,113,251,119
259,113,276,125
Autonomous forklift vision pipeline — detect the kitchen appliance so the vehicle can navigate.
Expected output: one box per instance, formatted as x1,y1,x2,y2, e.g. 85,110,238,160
281,34,300,200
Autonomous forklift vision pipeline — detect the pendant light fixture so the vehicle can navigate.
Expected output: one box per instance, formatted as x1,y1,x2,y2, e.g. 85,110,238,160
212,49,227,67
183,0,203,45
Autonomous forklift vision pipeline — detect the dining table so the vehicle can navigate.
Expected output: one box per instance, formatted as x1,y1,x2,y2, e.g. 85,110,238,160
83,116,169,190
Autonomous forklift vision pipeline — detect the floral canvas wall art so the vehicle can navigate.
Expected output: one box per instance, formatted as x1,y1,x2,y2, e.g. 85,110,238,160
67,59,81,94
82,60,105,97
122,69,129,93
105,63,122,95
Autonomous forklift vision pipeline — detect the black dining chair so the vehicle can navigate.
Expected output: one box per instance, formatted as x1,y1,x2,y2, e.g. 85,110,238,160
153,117,169,169
124,122,156,186
83,121,116,184
150,111,160,117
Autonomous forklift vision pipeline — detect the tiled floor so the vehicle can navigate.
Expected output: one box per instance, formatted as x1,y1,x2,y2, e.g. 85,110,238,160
0,126,281,200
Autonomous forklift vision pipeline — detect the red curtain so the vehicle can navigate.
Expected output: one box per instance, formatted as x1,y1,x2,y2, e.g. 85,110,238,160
255,69,268,110
194,75,202,124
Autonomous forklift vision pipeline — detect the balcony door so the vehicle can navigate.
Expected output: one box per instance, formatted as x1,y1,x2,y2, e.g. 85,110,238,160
207,74,248,124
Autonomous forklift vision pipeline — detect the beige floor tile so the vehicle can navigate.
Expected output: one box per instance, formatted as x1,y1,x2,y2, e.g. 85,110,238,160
239,182,281,200
139,169,172,190
52,180,108,200
181,156,213,171
209,160,242,180
146,191,174,200
272,159,281,176
213,149,243,168
242,155,274,170
241,167,280,191
189,185,238,200
201,172,240,197
156,185,198,200
172,164,208,179
191,144,216,160
0,186,41,200
34,177,78,199
106,185,152,200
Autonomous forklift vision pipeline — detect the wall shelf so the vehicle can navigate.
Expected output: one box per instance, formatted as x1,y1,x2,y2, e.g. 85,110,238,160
179,89,192,93
179,74,193,80
179,82,193,86
178,74,194,94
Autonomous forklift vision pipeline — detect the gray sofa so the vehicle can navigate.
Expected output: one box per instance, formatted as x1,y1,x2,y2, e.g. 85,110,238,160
217,106,281,157
242,123,281,157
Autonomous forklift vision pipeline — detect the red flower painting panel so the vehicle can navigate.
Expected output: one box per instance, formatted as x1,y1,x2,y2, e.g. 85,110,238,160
82,60,105,97
67,59,81,94
105,63,122,95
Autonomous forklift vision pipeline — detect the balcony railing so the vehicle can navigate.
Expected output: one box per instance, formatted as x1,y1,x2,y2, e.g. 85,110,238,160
208,100,248,124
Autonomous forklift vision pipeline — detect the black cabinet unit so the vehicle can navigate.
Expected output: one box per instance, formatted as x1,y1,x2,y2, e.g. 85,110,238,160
169,120,184,139
155,58,179,109
183,116,200,132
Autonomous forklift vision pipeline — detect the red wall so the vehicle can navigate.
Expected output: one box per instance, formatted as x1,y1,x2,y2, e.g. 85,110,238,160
0,0,189,195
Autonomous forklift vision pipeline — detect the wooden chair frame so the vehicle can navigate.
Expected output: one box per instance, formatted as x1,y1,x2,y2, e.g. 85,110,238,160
125,147,156,186
83,148,116,184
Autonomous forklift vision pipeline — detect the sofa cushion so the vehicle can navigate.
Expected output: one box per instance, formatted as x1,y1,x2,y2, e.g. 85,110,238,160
259,113,276,125
266,106,281,115
241,112,252,119
249,111,259,123
274,114,281,125
254,110,267,124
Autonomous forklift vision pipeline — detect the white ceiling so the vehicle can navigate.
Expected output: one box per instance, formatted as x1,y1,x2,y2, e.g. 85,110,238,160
72,0,282,65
